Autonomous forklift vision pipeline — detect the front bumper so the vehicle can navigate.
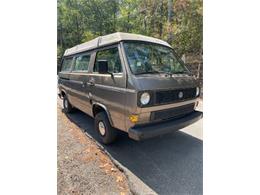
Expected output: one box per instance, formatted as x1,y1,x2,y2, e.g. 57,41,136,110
128,111,203,141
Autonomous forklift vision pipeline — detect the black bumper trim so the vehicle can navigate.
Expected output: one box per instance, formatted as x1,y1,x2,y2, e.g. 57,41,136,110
128,111,203,141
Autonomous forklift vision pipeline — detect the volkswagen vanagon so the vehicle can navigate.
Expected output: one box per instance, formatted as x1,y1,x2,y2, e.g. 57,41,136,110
58,32,202,144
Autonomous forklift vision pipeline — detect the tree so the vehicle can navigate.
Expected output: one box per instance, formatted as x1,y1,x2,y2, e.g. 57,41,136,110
57,0,203,63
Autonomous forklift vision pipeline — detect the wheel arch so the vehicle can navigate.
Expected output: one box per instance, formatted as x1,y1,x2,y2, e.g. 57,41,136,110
58,88,67,99
92,103,114,127
60,90,66,97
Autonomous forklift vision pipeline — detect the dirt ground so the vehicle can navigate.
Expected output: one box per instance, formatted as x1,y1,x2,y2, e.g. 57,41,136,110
57,105,131,195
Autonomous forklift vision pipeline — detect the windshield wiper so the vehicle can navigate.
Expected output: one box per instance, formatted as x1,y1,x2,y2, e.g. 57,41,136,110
172,71,188,74
135,71,161,75
169,70,190,75
160,70,191,77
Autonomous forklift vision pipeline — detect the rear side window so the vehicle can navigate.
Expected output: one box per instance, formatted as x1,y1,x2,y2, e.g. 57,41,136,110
73,54,91,72
61,57,73,72
94,47,122,73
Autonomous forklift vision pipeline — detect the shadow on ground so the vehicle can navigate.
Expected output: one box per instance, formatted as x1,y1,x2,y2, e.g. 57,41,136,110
67,109,203,195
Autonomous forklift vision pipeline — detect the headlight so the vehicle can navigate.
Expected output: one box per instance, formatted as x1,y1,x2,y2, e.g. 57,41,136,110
140,92,150,105
196,87,200,97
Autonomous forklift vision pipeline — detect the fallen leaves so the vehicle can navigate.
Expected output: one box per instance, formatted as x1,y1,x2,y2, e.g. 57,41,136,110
116,176,123,183
99,163,109,168
111,167,117,172
58,105,130,194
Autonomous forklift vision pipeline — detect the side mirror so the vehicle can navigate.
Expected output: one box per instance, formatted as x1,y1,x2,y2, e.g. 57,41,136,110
98,60,109,74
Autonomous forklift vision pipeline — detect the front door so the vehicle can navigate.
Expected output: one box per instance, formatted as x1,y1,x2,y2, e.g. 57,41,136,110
88,44,127,130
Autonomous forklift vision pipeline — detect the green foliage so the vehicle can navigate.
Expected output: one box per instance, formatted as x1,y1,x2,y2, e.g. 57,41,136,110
173,0,203,55
57,0,202,62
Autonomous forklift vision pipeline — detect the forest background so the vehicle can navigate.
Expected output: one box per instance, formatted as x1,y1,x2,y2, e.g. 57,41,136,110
57,0,202,65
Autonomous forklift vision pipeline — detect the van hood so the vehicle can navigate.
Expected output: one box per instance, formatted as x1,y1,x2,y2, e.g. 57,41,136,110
132,74,198,91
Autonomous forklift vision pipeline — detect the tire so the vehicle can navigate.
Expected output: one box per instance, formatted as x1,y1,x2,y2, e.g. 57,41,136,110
63,95,73,113
94,112,117,144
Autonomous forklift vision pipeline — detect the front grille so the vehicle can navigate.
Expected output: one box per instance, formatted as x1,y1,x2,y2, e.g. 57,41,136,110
155,88,196,105
151,103,195,121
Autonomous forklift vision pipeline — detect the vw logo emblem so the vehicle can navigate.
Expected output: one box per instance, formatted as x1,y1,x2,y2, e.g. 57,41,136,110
178,91,183,99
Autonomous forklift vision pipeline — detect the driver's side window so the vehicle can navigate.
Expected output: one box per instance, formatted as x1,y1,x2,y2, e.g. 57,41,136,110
94,47,122,73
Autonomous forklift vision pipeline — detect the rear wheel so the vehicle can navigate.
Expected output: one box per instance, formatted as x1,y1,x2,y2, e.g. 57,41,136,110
63,95,73,113
94,112,117,144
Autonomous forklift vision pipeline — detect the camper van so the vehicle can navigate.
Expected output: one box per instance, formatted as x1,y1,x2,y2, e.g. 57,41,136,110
58,32,202,144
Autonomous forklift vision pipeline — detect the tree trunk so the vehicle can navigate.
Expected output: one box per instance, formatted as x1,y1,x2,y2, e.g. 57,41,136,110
75,16,80,43
126,11,130,32
60,23,63,49
113,0,117,32
144,1,147,34
159,0,163,38
167,0,173,44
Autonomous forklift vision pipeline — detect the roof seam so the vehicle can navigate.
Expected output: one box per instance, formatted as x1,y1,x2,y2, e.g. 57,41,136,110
64,32,172,56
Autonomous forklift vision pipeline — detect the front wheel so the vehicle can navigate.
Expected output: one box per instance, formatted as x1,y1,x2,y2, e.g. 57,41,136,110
94,112,117,144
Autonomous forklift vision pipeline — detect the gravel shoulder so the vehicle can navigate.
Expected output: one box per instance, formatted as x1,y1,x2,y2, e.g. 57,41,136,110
57,104,131,195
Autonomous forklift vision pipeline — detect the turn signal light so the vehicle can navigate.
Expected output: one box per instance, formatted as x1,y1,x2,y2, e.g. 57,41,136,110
129,115,139,123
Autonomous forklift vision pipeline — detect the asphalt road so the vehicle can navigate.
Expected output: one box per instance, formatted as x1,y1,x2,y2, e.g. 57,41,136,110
181,101,203,140
65,105,203,195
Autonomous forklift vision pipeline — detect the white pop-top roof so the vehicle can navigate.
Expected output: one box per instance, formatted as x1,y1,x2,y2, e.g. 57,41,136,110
64,32,172,56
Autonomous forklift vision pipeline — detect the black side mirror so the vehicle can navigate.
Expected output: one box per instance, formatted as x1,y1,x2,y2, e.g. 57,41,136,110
98,60,109,74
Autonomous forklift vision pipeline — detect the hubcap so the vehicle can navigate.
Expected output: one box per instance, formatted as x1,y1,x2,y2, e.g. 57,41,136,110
98,121,106,136
64,99,68,109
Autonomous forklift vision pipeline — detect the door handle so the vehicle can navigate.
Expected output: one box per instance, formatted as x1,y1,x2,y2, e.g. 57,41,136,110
87,78,95,86
87,81,95,86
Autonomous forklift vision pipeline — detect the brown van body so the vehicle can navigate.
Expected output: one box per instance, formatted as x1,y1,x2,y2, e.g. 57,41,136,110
58,32,202,141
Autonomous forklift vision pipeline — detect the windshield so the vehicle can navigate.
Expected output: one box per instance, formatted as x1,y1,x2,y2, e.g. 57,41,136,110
123,42,188,75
